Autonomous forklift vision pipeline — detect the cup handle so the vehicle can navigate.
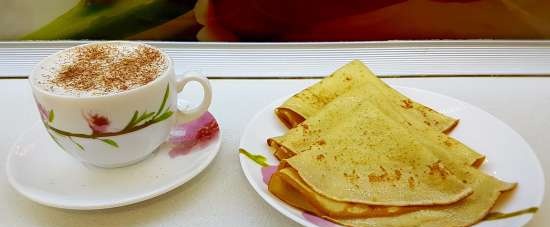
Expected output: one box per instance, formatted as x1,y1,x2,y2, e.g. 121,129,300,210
175,72,212,122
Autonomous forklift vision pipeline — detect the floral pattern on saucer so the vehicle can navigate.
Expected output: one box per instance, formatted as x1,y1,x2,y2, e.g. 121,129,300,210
169,112,219,158
303,212,338,227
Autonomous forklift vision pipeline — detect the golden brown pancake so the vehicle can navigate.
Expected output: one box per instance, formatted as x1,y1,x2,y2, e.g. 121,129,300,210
269,60,483,165
269,139,513,226
269,85,484,166
269,166,421,218
275,60,458,133
275,97,472,206
269,104,513,225
266,60,515,226
328,137,515,227
268,169,325,216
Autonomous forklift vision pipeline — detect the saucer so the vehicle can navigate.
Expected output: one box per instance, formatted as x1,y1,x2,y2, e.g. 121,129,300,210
6,112,221,210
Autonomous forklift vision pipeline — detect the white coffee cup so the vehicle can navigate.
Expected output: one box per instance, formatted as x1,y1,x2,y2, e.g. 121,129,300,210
29,41,212,168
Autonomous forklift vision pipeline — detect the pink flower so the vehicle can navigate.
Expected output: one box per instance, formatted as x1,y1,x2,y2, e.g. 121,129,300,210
261,165,278,184
303,212,338,227
36,102,49,122
169,112,219,158
84,113,110,134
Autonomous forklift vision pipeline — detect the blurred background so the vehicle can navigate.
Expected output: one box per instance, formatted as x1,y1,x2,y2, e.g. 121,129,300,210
2,0,550,41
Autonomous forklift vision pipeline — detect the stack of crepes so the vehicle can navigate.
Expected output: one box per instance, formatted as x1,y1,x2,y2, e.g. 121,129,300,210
267,60,516,227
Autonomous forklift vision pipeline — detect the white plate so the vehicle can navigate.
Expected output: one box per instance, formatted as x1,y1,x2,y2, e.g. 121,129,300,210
239,85,545,227
6,113,221,210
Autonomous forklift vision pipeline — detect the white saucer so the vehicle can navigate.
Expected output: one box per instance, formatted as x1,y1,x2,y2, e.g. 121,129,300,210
6,114,221,210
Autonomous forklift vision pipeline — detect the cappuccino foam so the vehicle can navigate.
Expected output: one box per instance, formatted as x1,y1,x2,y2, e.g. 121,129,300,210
33,42,168,97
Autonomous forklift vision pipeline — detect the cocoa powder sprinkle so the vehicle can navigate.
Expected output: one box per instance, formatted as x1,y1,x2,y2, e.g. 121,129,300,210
48,43,167,96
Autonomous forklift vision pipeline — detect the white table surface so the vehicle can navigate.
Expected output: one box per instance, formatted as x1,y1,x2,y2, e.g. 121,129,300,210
0,77,548,227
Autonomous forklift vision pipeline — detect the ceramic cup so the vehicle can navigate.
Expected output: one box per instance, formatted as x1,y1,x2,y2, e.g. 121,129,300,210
29,41,212,168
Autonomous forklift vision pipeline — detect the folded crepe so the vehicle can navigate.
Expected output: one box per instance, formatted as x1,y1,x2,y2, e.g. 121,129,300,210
272,96,473,207
329,140,516,227
269,167,421,219
269,84,484,167
266,60,514,226
270,60,483,165
268,96,515,226
275,60,458,134
270,165,514,226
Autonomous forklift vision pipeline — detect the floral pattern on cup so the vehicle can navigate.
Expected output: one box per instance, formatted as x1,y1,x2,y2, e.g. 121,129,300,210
37,84,174,151
168,111,219,158
84,112,110,134
36,102,52,122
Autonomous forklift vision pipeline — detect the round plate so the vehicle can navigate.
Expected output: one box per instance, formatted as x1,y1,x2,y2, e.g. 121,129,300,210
6,113,221,210
239,86,545,227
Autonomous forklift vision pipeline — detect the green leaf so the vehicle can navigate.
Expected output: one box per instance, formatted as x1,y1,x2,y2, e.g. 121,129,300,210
75,142,85,151
137,112,155,124
130,111,156,127
47,131,64,150
484,207,538,221
154,84,170,118
101,139,119,148
124,111,139,130
152,110,173,123
239,148,268,167
68,136,84,151
48,110,54,123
